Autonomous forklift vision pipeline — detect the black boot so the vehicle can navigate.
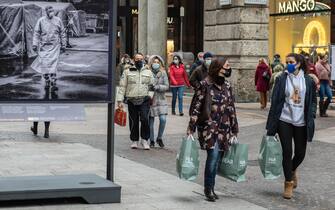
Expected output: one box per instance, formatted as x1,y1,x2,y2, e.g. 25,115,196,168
30,122,38,135
204,188,216,202
156,138,165,148
150,141,155,148
323,100,330,117
212,188,219,200
44,122,50,138
319,101,326,117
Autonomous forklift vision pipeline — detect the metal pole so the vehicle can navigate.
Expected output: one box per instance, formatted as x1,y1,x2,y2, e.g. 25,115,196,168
180,6,184,52
180,17,183,52
107,0,118,182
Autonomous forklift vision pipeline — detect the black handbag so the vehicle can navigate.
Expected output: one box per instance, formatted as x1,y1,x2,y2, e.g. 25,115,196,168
262,71,270,81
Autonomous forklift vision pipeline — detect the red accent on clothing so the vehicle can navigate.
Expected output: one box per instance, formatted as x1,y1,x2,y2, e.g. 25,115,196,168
255,63,271,92
169,64,190,87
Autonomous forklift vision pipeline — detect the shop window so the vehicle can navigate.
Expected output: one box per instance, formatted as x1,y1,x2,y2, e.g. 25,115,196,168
269,0,331,62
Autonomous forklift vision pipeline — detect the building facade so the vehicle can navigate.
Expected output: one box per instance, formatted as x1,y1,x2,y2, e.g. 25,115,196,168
117,0,333,101
204,0,332,102
117,0,204,59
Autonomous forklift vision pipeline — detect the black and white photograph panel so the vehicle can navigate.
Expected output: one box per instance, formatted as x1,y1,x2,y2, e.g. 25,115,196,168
0,0,109,101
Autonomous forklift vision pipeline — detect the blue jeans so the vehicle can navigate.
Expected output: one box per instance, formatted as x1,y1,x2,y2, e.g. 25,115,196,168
149,115,167,142
204,143,224,189
319,80,333,103
171,86,184,114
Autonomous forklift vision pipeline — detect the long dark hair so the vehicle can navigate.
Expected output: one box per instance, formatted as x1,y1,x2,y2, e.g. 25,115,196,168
208,57,228,80
286,53,307,72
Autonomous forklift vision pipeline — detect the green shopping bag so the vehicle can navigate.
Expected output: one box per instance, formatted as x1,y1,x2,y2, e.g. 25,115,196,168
219,138,249,182
258,135,283,180
176,135,200,181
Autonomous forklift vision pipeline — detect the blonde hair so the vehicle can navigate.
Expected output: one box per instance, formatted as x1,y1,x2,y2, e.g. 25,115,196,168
259,58,266,64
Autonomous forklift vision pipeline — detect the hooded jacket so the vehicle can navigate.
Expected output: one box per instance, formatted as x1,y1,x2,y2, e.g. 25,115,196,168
148,55,169,116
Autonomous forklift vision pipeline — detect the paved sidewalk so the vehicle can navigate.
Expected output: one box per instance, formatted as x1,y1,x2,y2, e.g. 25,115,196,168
0,141,265,210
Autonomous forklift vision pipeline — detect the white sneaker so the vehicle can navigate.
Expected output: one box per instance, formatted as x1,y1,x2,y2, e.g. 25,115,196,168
141,140,150,150
131,141,138,149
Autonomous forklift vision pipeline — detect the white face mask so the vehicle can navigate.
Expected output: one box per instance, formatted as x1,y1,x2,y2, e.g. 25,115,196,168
152,63,160,70
204,59,212,68
173,59,179,65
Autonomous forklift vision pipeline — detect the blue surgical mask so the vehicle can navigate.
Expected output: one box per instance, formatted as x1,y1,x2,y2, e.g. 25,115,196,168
152,63,160,71
287,63,296,74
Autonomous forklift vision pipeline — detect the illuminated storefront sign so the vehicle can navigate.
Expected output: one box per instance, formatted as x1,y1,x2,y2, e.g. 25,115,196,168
278,0,316,13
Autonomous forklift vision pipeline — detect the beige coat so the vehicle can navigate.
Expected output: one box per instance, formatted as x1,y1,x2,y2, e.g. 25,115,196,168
117,65,155,102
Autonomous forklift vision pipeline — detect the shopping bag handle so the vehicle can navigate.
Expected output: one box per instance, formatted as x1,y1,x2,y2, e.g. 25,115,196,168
229,136,238,145
187,135,195,141
265,134,280,142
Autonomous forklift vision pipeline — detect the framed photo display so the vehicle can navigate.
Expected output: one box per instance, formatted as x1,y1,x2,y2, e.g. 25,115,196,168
0,0,112,102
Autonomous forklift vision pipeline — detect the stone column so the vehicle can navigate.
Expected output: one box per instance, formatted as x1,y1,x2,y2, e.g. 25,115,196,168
138,0,148,55
138,0,167,60
147,0,167,60
204,0,269,102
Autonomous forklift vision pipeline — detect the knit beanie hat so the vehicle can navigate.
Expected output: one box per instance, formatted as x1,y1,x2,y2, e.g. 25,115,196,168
203,52,214,59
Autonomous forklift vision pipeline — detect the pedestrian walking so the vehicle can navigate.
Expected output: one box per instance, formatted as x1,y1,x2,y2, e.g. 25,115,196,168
30,121,51,138
169,55,191,116
266,53,317,199
189,52,214,90
270,54,284,71
189,52,214,152
255,58,272,109
31,6,66,93
116,54,132,86
117,53,155,150
304,54,320,91
189,52,204,76
315,53,332,117
187,57,239,202
270,54,285,89
148,55,169,148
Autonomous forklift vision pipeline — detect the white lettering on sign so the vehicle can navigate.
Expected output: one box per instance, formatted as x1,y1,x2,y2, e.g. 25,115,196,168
278,0,316,13
167,17,174,24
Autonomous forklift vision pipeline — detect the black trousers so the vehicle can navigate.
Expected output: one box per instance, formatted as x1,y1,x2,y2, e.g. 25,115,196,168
278,120,307,181
128,99,150,142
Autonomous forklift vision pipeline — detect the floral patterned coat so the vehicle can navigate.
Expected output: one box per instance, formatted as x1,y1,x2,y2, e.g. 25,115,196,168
188,78,239,151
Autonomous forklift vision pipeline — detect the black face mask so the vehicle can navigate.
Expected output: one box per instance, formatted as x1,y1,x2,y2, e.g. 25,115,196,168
135,60,143,70
214,76,226,86
223,68,232,78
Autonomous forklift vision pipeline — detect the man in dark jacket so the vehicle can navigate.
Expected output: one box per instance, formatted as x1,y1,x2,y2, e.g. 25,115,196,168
189,52,214,146
189,52,204,76
189,52,214,90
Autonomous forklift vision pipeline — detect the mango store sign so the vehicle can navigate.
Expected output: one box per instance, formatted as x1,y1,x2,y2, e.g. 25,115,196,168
278,0,316,13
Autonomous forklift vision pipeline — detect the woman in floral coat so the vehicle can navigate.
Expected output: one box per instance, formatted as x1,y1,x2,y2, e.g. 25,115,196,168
188,57,239,202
